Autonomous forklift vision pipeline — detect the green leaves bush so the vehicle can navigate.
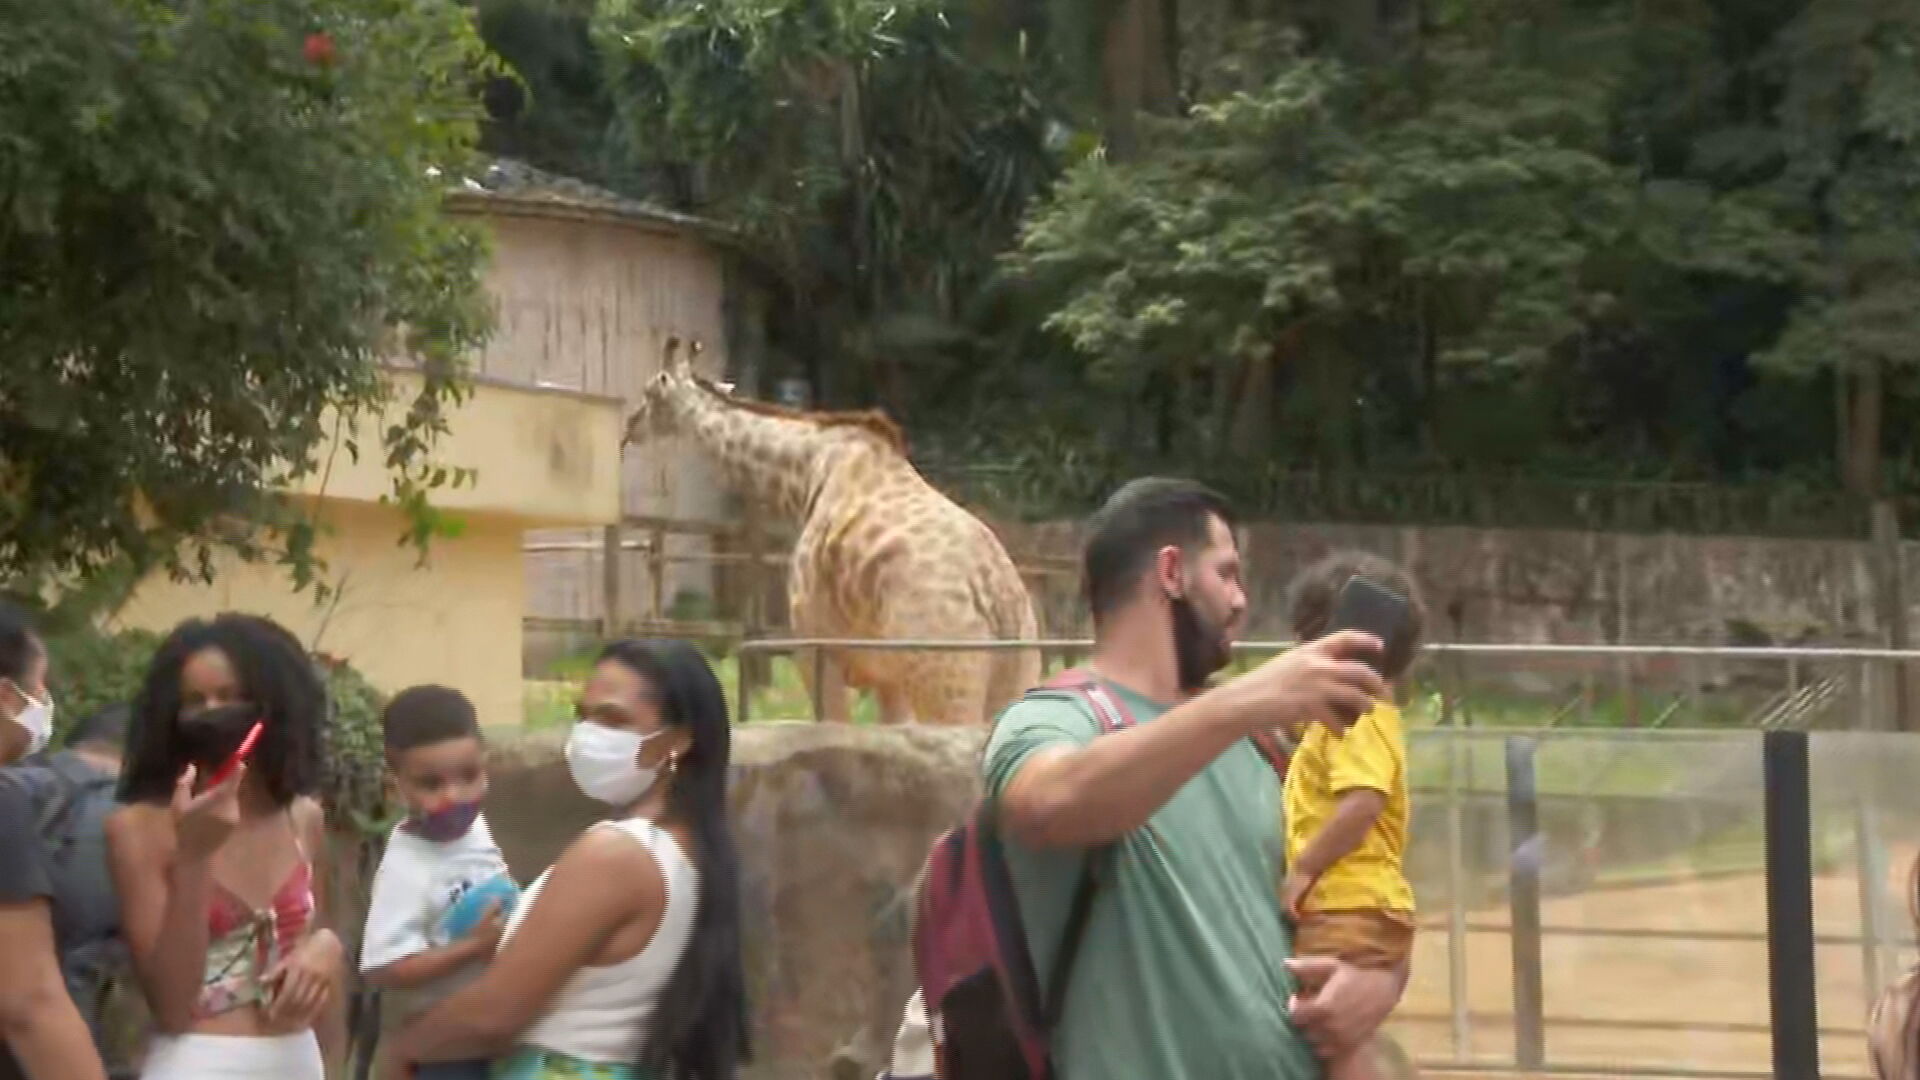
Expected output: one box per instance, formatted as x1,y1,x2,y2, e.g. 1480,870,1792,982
0,0,498,590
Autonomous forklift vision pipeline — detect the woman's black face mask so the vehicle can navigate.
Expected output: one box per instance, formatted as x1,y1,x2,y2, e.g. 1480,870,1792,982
175,703,259,770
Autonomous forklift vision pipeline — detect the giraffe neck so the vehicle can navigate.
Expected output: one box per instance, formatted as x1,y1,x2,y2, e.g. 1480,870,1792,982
668,384,842,521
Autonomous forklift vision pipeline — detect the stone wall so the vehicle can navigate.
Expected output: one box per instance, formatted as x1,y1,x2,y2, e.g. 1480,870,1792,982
532,513,1914,653
993,519,1900,646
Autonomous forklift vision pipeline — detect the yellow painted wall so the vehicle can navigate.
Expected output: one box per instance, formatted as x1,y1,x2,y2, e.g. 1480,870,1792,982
307,370,625,527
116,373,625,725
112,201,681,719
114,500,530,728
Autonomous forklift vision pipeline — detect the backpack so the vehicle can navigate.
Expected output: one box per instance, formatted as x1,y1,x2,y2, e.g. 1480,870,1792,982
10,753,127,1040
903,670,1290,1080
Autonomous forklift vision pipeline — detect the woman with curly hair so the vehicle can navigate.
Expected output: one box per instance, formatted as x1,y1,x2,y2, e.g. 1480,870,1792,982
106,613,345,1080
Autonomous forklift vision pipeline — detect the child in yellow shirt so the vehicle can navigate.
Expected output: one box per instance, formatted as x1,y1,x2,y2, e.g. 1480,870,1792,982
1281,552,1424,1080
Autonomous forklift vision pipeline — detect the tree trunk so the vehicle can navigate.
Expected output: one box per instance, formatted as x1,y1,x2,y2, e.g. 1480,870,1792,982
1100,0,1180,158
1843,358,1883,496
1228,349,1276,456
1418,290,1438,453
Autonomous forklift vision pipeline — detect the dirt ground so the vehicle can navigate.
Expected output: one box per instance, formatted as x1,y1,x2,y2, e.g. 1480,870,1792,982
1385,851,1920,1080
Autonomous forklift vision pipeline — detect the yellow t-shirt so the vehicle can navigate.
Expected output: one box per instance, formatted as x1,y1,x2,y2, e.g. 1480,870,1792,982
1281,702,1415,914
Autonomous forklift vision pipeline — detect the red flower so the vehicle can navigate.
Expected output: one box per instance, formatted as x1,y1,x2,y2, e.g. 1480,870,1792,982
304,32,336,68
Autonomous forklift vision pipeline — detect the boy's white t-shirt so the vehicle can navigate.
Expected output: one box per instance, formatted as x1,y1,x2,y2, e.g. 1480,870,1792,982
359,812,514,1011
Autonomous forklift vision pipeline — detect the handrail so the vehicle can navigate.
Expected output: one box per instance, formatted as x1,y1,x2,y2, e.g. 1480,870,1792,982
735,637,1920,661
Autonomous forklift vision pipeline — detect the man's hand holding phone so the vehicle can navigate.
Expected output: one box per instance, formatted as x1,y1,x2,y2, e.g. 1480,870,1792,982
1217,631,1387,739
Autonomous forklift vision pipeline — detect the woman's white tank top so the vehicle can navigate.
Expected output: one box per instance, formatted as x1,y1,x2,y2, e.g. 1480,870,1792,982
500,817,700,1064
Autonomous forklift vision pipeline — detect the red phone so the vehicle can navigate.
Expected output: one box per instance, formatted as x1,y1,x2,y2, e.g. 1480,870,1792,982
207,721,264,788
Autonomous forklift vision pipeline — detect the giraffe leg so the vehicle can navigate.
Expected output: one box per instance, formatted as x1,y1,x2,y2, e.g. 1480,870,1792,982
797,647,853,723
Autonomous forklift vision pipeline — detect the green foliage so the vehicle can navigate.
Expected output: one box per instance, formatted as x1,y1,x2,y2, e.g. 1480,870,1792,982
594,0,1063,405
44,627,162,740
430,0,1920,526
473,0,619,184
1758,3,1920,375
316,653,394,836
1018,46,1622,419
0,0,497,591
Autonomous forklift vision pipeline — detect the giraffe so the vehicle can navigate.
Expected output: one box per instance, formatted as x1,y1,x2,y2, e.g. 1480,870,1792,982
622,338,1041,725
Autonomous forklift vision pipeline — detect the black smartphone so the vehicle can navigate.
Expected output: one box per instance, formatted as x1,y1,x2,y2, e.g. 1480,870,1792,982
1325,575,1410,676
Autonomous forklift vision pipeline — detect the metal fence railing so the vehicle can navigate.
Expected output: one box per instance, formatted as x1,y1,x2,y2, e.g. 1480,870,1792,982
727,638,1920,1080
729,638,1920,733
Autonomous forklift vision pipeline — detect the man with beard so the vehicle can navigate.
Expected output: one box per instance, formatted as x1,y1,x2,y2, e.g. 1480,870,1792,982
983,478,1403,1080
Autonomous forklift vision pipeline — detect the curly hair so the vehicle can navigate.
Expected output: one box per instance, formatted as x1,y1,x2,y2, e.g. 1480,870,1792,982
119,613,324,808
1286,550,1428,681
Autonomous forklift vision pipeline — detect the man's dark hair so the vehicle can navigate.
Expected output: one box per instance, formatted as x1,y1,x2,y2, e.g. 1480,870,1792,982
67,702,131,751
1286,550,1428,680
1082,478,1237,625
0,602,41,684
383,684,480,757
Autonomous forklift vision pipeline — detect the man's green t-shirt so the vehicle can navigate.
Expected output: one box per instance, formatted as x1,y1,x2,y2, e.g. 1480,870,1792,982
982,681,1322,1080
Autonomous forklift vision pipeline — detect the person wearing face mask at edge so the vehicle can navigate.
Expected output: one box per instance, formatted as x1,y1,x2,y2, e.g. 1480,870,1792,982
0,604,111,1080
382,638,749,1080
0,603,56,767
105,613,346,1080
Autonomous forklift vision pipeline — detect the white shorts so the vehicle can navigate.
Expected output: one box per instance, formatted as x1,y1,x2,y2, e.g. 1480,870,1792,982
139,1031,324,1080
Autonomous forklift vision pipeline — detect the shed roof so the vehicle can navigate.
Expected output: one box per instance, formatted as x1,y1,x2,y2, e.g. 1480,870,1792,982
446,158,736,247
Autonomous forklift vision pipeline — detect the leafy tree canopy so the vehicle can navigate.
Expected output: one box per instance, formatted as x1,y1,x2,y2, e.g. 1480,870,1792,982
0,0,496,590
473,0,1920,530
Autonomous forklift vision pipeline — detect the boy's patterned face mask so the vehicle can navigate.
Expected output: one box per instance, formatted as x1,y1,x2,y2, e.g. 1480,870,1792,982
408,798,483,842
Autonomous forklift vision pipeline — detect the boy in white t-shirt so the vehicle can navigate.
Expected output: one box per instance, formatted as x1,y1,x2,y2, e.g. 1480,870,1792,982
360,685,521,1080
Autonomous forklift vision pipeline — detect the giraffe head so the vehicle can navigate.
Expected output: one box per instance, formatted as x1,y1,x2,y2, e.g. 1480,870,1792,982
622,337,708,450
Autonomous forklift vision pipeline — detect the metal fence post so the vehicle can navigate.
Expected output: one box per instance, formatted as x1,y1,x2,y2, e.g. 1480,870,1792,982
811,646,826,722
1855,795,1890,1009
736,643,753,723
1762,729,1820,1080
1447,733,1471,1061
1505,735,1546,1072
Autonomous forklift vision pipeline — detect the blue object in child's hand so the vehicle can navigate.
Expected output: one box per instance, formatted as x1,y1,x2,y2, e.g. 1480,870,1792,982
438,872,521,941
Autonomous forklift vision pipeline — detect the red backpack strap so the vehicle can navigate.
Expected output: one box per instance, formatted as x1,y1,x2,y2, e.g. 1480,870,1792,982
1249,729,1291,781
1030,667,1133,735
1043,666,1282,776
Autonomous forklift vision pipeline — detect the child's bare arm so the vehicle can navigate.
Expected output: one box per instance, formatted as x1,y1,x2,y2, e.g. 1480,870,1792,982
363,902,504,991
1292,789,1386,882
1283,788,1388,918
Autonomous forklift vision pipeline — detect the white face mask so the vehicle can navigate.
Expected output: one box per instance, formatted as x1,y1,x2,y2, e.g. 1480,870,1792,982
5,681,53,756
564,720,664,806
